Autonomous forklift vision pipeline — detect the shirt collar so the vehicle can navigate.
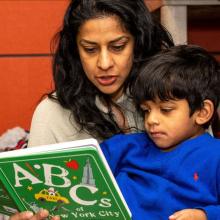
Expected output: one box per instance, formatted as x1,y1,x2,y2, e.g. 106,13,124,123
95,93,136,113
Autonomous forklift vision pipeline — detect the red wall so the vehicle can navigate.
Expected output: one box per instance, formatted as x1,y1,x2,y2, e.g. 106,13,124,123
188,20,220,61
0,0,69,134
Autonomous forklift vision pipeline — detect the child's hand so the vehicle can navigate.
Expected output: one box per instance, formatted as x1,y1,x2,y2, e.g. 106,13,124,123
169,209,207,220
9,210,60,220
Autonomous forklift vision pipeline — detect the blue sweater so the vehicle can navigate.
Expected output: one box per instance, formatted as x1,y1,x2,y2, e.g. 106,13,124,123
100,133,220,220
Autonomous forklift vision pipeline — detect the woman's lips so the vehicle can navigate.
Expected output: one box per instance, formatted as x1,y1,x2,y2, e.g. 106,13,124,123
96,76,117,86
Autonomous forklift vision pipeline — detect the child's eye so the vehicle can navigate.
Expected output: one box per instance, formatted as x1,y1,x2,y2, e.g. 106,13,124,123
161,108,172,113
142,108,150,114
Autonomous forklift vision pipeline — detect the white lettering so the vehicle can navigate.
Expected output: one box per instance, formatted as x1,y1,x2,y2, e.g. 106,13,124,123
14,163,42,187
43,164,71,187
69,184,98,205
71,212,78,218
99,210,120,217
99,198,112,207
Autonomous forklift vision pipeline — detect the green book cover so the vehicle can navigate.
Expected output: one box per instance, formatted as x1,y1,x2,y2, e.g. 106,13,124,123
0,139,131,220
0,179,19,215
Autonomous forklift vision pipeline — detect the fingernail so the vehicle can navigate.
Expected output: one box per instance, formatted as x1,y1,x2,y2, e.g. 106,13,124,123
25,211,34,218
41,209,49,215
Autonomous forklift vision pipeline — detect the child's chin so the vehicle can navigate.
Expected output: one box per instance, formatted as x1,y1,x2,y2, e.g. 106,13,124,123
157,143,176,151
153,140,175,150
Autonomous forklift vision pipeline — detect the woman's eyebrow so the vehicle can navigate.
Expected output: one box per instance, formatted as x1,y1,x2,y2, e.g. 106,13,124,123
109,36,130,44
79,39,97,45
79,36,130,45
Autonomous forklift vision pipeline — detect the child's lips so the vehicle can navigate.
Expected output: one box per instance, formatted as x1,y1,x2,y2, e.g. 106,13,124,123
150,131,165,138
96,76,117,86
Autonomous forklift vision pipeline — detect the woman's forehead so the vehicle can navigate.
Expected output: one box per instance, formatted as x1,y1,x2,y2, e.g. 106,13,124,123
76,16,130,42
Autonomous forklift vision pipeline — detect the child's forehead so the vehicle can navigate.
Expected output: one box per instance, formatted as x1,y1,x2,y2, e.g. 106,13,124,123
140,97,186,106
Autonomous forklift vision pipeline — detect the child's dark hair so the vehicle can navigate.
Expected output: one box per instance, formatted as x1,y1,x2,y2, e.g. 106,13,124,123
132,45,220,128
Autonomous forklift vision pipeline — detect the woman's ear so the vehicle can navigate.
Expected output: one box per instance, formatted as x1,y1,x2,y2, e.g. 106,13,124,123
195,99,214,125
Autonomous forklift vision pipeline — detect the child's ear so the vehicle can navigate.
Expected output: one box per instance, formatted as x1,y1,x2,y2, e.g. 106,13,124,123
195,99,214,125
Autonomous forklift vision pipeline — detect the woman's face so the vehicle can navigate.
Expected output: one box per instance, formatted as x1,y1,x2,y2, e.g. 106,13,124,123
77,15,134,101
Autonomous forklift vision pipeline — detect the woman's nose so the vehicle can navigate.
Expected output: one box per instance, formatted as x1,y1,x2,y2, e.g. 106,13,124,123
97,49,114,70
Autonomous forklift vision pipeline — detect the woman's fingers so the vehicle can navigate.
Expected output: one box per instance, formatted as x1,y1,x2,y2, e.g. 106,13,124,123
32,209,49,220
9,211,34,220
9,210,50,220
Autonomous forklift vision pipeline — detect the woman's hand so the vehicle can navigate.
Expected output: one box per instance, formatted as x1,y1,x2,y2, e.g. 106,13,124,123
9,210,60,220
169,209,207,220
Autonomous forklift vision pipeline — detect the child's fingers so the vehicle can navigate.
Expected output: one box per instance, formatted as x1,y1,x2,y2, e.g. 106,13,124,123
169,210,185,220
169,209,207,220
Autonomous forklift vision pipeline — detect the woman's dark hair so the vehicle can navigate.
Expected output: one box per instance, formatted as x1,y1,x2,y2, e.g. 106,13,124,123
49,0,174,139
132,44,220,128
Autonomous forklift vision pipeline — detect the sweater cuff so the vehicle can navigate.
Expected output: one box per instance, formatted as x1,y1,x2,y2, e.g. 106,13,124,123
199,205,220,220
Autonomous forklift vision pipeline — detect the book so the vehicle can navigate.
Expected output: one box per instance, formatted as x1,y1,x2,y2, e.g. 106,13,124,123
0,139,131,220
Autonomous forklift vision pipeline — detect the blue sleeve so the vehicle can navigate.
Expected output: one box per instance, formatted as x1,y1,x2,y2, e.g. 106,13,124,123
198,156,220,220
100,132,150,176
201,205,220,220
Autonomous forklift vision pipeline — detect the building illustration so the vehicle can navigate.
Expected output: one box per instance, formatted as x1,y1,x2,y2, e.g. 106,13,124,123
81,158,96,187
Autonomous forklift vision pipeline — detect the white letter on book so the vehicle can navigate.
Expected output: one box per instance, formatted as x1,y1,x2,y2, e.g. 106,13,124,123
69,184,97,205
14,163,42,187
43,164,71,187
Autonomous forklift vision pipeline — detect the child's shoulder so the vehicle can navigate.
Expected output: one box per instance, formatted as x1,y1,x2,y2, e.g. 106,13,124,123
204,133,220,147
106,132,150,144
199,133,220,156
210,137,220,152
101,132,151,151
100,132,153,163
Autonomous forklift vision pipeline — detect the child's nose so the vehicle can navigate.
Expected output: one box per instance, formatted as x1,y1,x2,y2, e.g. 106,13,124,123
145,112,159,126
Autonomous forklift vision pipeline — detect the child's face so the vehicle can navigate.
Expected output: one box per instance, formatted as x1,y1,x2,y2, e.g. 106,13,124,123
140,98,204,150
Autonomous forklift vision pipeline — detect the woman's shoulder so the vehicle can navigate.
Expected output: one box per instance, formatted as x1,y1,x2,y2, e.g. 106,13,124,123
30,97,72,129
34,97,70,115
29,97,86,147
32,97,76,126
29,96,105,147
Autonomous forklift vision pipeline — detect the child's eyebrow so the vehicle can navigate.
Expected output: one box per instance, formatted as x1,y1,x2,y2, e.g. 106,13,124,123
159,100,176,105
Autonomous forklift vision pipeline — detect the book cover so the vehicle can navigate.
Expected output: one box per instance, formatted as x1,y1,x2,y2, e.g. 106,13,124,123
0,180,19,215
0,139,131,219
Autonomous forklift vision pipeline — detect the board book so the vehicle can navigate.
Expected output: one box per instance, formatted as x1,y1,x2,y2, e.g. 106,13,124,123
0,139,131,219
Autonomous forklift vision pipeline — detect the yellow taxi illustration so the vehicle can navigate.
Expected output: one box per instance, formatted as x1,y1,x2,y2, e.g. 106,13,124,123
34,189,69,204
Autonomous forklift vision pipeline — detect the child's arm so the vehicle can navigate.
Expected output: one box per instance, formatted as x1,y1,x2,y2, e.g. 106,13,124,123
100,132,148,175
169,209,207,220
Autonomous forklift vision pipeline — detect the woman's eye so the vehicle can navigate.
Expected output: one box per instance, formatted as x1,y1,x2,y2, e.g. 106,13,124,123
111,44,125,52
84,47,97,53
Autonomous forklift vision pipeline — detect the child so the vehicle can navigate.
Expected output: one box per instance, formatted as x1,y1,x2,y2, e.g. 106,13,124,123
100,45,220,220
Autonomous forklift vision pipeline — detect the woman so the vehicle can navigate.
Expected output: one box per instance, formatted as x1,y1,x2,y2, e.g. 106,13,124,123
28,0,173,147
10,0,173,219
